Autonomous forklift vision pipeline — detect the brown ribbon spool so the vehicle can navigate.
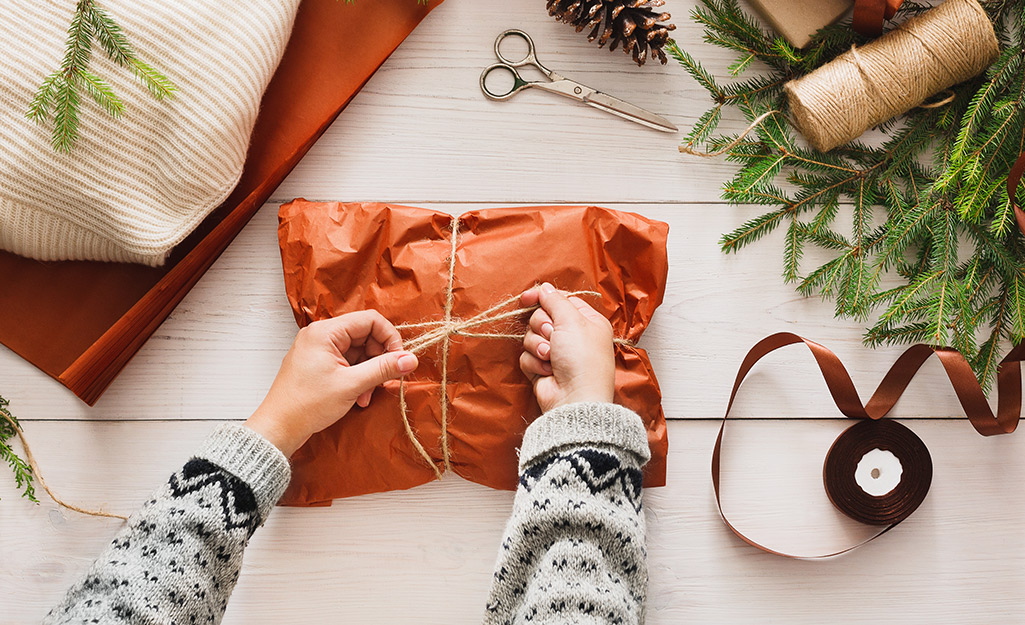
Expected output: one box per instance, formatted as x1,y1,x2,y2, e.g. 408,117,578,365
712,332,1023,558
853,0,903,36
823,419,932,525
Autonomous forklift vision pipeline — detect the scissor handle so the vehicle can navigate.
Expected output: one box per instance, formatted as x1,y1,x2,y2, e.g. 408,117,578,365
494,29,551,75
480,63,530,100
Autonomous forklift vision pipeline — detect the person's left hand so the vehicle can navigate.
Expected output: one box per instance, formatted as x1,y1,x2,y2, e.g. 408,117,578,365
245,310,418,456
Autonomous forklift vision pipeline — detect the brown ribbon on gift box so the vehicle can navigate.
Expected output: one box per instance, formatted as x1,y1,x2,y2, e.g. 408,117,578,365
853,0,903,36
713,332,1022,558
1010,152,1025,237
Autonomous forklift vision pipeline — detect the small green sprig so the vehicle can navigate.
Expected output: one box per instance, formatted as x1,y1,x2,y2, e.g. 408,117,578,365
0,396,36,503
27,0,176,154
28,0,438,152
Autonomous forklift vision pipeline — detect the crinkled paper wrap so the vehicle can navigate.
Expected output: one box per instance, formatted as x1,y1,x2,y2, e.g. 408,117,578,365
277,201,669,505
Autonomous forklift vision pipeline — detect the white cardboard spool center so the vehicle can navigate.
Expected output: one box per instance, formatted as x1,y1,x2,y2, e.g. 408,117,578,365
854,448,903,497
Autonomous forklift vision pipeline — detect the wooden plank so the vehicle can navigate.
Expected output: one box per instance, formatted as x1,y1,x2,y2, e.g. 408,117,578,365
2,419,1022,623
0,202,988,421
2,1,1017,624
269,0,763,205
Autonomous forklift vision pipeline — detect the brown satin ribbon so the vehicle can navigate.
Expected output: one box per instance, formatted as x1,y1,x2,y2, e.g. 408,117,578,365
822,418,932,525
1010,152,1025,238
712,332,1024,558
853,0,903,36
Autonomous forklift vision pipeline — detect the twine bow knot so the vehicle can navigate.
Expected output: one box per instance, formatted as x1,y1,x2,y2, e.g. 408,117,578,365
391,215,632,480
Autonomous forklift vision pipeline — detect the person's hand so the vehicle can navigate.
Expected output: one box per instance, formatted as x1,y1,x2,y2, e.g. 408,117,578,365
519,283,616,413
245,310,418,456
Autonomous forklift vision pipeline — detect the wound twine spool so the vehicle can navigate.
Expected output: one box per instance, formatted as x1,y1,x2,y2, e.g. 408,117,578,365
713,332,1022,558
785,0,999,152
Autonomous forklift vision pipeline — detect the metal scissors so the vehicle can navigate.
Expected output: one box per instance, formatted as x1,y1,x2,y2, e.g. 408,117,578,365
479,29,677,133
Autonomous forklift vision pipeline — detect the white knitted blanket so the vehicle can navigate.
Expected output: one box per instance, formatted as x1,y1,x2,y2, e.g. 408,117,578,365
0,0,300,266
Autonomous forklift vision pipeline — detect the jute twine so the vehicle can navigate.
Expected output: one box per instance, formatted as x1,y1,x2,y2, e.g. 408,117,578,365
679,110,781,158
393,215,633,479
1,216,632,508
0,409,127,520
785,0,998,152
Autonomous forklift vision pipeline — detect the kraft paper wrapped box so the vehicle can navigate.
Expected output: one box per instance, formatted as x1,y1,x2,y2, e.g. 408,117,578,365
276,201,669,505
746,0,853,48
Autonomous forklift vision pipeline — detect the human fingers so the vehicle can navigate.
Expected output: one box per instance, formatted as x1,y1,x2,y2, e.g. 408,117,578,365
537,283,585,325
321,310,404,355
342,350,419,398
528,307,554,339
520,285,542,308
519,350,552,379
568,296,613,329
346,335,387,365
523,329,551,361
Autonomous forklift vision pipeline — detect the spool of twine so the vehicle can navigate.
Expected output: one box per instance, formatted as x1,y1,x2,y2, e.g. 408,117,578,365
785,0,998,152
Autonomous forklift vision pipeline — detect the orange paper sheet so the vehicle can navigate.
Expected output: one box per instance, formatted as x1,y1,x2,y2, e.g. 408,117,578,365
0,0,440,404
277,201,669,505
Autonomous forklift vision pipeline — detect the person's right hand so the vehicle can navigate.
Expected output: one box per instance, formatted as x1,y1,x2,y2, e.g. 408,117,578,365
519,283,616,413
245,310,418,457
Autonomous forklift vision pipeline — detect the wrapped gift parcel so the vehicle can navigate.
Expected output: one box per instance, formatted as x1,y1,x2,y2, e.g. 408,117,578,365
276,201,669,505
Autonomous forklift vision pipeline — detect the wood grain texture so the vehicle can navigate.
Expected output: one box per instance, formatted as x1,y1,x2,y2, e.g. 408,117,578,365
2,420,1023,624
269,0,753,204
0,201,992,420
1,0,1022,623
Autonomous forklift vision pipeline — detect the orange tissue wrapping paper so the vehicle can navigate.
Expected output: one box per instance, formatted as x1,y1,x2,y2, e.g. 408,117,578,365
277,201,669,505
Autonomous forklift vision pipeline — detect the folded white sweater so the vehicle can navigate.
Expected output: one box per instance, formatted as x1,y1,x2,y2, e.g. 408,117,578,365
0,0,300,266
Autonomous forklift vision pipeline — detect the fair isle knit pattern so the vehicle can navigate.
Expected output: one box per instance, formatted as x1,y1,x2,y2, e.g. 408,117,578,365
484,402,652,625
44,424,291,625
42,404,649,624
0,0,300,266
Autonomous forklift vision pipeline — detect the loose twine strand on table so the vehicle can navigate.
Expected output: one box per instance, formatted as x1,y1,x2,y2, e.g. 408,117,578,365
392,215,633,480
2,215,635,513
0,409,127,520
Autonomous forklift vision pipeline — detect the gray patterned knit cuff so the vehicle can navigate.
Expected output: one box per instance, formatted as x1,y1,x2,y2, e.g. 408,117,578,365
519,402,652,471
195,424,292,521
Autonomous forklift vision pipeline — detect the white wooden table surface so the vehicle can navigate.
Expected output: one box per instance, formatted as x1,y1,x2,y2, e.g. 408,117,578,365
3,1,1024,623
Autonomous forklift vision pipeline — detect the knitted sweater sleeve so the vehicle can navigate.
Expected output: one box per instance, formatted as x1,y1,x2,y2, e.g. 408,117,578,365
44,424,291,625
483,402,652,625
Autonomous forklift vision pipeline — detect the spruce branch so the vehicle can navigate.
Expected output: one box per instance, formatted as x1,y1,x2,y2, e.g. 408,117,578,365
675,0,1025,389
27,0,176,154
0,396,36,503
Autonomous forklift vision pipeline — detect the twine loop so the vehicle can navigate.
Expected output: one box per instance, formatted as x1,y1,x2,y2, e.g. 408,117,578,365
392,215,633,480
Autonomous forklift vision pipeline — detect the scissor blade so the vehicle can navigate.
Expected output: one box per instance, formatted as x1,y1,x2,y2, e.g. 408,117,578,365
584,91,677,133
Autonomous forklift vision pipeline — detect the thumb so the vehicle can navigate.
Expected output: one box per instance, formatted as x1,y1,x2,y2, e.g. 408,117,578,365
538,283,584,325
343,351,418,396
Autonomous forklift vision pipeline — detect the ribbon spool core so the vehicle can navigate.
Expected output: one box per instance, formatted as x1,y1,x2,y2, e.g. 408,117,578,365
855,448,902,496
823,419,932,526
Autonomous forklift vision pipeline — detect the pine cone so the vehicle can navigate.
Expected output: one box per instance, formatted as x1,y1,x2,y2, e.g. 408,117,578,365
546,0,676,66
